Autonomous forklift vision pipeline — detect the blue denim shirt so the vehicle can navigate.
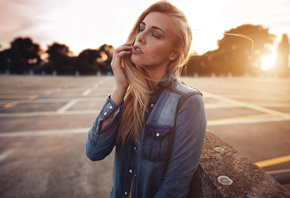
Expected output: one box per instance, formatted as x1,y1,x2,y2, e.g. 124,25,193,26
86,73,207,198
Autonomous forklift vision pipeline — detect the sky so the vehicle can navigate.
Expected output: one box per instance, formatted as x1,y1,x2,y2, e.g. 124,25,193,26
0,0,290,61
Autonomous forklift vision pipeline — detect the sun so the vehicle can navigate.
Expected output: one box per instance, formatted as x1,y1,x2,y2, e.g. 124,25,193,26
261,51,277,71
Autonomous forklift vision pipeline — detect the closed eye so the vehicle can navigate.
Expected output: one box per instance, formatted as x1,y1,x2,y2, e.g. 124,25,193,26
152,33,160,39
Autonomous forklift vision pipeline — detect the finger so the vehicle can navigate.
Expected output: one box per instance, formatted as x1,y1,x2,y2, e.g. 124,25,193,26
111,51,131,67
124,41,132,46
115,50,131,58
114,42,132,51
115,45,132,54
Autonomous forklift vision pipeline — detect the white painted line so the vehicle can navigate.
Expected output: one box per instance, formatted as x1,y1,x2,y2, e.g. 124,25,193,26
94,83,99,88
0,149,14,161
82,88,92,96
208,116,290,126
205,104,243,109
57,100,78,113
0,128,90,138
255,103,290,107
0,97,105,104
203,91,290,119
0,110,100,118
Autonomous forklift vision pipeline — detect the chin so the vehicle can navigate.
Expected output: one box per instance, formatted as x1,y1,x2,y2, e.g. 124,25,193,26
131,56,141,66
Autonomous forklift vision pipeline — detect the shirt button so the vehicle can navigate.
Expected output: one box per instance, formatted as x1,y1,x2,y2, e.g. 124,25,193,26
150,103,154,108
129,169,132,173
109,105,113,110
125,192,127,195
133,147,137,151
156,133,160,137
104,112,107,116
156,86,159,90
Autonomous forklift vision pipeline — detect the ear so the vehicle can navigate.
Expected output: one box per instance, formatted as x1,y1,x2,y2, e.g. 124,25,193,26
169,51,179,61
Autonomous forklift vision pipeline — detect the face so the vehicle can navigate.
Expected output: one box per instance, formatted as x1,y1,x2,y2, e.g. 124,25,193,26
131,12,177,71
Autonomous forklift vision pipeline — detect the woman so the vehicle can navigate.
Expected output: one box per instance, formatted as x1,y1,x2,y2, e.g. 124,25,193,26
86,1,207,197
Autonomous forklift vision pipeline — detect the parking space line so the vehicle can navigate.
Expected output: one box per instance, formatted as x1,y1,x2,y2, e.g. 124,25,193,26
256,103,290,107
203,91,290,118
28,94,38,100
205,103,242,109
0,110,100,117
0,128,90,137
207,114,290,126
255,155,290,168
94,83,99,88
0,149,14,161
44,91,52,95
56,99,78,113
3,101,18,108
82,88,92,96
0,98,104,104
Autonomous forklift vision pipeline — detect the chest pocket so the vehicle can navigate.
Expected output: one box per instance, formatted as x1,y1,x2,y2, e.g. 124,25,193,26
141,124,173,162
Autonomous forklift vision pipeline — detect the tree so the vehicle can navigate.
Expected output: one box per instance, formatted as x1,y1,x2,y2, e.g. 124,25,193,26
97,44,114,74
75,49,101,74
275,34,290,77
218,24,276,76
0,37,42,74
182,24,276,77
45,43,75,74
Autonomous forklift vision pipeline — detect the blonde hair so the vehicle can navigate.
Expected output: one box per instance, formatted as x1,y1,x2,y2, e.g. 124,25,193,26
116,1,192,145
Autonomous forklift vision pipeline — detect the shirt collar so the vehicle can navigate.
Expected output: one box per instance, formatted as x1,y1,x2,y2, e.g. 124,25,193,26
158,72,177,88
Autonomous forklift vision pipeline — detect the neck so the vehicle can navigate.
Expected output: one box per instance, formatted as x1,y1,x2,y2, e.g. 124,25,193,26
138,63,169,90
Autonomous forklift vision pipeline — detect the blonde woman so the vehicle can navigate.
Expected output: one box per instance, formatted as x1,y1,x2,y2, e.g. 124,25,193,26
86,1,207,197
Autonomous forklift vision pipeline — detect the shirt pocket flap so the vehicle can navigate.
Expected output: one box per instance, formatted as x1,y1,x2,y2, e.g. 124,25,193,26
142,124,173,162
145,125,172,138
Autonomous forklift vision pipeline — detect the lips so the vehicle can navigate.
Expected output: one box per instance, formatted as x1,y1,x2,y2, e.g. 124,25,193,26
132,45,143,54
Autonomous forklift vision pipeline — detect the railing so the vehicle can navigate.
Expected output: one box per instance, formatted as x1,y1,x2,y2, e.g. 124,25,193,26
188,132,290,198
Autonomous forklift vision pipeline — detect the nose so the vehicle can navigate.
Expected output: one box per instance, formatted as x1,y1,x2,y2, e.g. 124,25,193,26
136,31,146,44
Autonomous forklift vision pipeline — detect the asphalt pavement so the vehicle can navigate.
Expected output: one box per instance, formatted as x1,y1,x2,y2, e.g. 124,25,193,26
0,74,289,197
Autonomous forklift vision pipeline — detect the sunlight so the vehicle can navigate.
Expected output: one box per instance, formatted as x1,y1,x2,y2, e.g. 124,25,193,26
176,1,228,54
261,51,276,71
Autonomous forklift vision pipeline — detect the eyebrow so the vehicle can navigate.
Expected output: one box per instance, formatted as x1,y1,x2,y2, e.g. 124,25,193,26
141,21,165,34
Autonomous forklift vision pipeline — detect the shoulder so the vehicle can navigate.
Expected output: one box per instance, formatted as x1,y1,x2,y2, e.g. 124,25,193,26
169,79,203,98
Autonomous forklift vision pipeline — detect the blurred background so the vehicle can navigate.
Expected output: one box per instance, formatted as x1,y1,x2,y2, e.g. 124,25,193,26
0,0,289,77
0,0,290,197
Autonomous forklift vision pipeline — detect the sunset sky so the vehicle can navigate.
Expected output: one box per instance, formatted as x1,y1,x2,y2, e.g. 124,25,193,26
1,0,290,64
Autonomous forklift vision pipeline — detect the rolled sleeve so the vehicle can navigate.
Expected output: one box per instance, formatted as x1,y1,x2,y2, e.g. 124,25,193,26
155,93,207,197
86,96,124,161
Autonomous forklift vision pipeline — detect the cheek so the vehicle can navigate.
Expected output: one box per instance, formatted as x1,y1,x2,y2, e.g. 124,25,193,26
148,41,172,59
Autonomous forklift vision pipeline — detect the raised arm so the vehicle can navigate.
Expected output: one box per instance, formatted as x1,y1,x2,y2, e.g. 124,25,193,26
86,42,131,161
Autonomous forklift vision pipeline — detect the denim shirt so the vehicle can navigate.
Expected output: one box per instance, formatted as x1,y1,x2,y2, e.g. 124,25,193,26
86,73,207,198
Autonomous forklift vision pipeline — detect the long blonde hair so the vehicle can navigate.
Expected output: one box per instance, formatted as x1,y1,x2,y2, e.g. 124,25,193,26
116,1,192,145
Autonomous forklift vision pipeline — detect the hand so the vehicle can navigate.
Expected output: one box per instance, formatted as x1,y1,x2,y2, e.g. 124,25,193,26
110,42,132,106
111,42,132,90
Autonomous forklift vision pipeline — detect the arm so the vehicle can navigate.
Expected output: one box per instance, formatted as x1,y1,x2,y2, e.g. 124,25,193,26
155,93,207,198
86,96,123,161
86,42,131,161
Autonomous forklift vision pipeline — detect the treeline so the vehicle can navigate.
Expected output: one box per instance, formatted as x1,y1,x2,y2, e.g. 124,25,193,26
182,24,290,78
0,39,114,75
0,24,289,77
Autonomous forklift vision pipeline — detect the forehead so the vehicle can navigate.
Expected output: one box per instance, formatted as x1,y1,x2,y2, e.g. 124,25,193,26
142,12,174,33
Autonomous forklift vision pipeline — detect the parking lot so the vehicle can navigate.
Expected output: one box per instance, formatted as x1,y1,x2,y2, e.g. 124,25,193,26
0,75,289,197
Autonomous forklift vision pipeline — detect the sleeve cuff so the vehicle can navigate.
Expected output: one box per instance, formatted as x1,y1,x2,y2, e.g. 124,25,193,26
99,96,118,121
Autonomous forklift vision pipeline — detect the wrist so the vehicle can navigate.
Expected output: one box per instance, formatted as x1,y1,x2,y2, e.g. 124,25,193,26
111,86,127,107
